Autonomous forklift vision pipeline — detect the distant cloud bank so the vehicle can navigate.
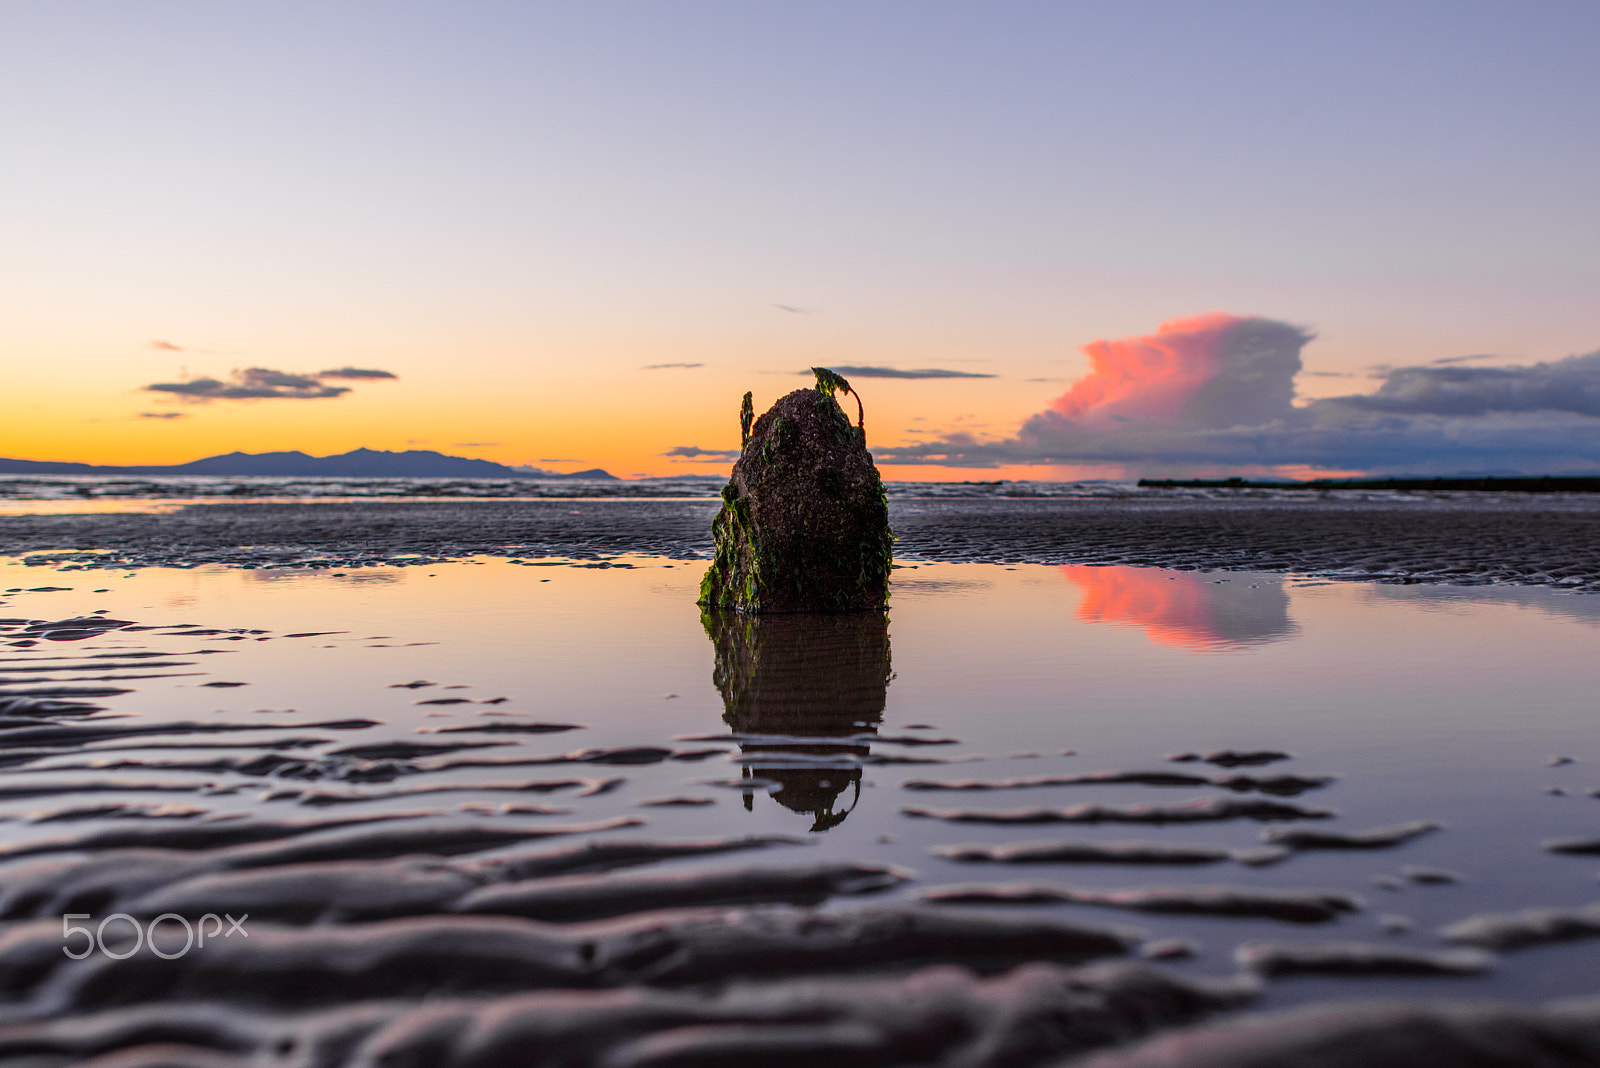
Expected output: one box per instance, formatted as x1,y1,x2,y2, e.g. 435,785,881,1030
1331,357,1600,417
318,367,398,380
873,313,1600,475
143,366,398,402
805,366,996,380
662,445,741,462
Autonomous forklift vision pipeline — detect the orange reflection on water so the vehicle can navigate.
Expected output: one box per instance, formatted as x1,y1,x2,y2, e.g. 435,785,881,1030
1059,565,1296,652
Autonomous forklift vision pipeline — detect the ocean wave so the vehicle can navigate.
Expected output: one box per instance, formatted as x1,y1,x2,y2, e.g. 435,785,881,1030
4,474,1596,505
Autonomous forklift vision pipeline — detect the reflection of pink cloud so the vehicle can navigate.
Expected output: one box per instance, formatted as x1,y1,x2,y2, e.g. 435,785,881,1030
1063,566,1220,650
1052,312,1242,425
1060,565,1295,651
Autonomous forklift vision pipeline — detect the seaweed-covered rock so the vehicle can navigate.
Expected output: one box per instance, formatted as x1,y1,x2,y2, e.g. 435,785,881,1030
700,382,893,613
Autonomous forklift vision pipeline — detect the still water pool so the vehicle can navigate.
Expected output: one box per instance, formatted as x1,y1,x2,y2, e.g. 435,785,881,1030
2,556,1599,1017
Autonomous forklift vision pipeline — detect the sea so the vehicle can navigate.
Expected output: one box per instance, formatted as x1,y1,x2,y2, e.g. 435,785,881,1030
1,473,1579,512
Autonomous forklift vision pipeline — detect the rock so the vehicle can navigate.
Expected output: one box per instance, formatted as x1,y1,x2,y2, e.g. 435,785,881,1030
700,376,893,613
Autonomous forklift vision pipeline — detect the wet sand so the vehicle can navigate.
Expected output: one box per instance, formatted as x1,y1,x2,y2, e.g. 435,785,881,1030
5,503,1600,1065
3,495,1600,592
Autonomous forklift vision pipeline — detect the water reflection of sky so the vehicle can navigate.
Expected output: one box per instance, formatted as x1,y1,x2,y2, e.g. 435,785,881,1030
5,556,1600,1011
1058,566,1298,651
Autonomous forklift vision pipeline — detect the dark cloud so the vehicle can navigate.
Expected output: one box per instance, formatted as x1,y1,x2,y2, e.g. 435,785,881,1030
318,367,398,380
773,304,813,314
1432,353,1500,365
880,412,1600,473
796,366,997,380
1327,353,1600,417
149,340,183,351
142,366,397,402
662,445,740,462
138,411,187,420
146,369,349,400
871,314,1600,475
453,442,501,448
643,363,704,370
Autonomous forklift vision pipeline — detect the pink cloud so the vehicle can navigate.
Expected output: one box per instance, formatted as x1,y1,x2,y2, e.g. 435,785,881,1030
876,313,1600,475
1052,312,1248,425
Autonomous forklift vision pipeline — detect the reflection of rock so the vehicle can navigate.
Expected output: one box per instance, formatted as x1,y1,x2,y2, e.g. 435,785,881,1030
699,387,893,613
1060,566,1297,651
703,610,892,831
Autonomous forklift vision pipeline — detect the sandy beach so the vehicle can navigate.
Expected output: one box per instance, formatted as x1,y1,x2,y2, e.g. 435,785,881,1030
4,495,1600,591
2,496,1600,1065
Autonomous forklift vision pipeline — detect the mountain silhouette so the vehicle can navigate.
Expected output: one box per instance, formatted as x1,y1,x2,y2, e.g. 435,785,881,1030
0,448,616,479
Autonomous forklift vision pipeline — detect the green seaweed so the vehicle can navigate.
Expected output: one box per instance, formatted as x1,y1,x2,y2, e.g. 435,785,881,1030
812,366,866,441
811,366,852,398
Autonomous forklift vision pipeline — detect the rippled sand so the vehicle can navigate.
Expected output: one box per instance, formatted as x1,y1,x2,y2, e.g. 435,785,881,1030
3,495,1600,591
3,502,1600,1065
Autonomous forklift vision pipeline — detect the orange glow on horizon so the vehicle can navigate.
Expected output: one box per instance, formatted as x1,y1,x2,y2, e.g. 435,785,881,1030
0,316,1346,482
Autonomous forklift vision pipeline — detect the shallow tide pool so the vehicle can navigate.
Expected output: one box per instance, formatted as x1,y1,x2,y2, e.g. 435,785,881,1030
3,556,1600,1017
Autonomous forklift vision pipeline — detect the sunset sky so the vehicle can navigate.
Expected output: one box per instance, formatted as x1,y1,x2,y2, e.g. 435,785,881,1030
4,2,1598,479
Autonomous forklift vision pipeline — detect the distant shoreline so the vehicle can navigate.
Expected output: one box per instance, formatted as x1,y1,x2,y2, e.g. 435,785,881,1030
1141,475,1600,493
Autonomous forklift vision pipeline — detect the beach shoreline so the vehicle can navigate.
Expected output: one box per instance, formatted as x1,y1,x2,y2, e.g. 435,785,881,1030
4,517,1600,1065
3,496,1599,593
